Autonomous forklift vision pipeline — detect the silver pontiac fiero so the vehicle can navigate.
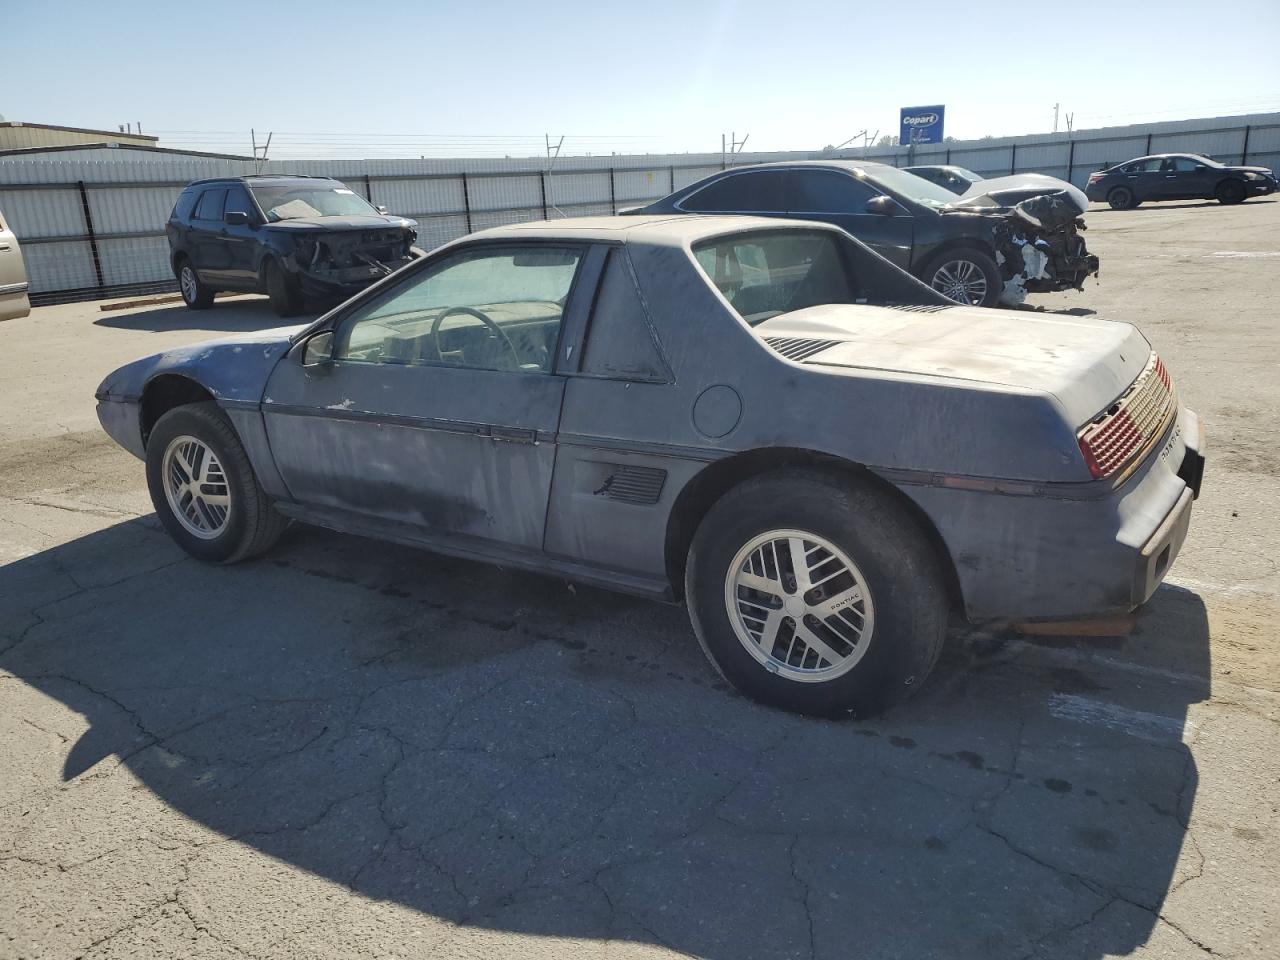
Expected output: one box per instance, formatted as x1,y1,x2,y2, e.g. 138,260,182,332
96,215,1205,717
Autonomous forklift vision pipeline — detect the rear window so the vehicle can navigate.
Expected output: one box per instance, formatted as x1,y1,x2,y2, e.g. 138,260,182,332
692,229,860,325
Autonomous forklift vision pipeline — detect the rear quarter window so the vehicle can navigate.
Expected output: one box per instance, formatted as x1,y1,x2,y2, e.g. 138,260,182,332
172,188,199,222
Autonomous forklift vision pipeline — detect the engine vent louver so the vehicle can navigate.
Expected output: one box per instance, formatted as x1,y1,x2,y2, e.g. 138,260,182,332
596,464,667,505
885,304,953,313
764,337,843,362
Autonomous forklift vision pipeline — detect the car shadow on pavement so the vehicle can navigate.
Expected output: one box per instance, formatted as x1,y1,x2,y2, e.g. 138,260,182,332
1,518,1211,959
93,300,319,333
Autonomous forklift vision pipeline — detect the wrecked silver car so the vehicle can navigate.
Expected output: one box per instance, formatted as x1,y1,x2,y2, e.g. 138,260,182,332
166,175,421,317
98,216,1201,718
627,160,1100,308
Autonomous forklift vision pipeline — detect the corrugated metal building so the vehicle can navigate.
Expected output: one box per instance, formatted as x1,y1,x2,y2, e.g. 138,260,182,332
0,121,158,151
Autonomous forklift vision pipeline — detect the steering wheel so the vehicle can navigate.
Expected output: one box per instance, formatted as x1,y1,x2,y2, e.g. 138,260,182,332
423,306,521,370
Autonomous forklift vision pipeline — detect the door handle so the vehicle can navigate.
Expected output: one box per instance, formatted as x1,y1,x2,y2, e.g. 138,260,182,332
0,243,10,251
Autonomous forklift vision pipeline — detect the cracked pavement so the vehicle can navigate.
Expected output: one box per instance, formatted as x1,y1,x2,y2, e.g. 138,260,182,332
3,200,1279,958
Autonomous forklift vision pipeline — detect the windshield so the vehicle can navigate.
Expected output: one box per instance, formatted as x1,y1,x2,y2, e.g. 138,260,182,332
692,229,860,325
860,165,959,208
249,182,379,222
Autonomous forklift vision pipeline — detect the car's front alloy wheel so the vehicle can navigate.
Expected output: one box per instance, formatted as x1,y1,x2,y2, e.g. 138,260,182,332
146,402,287,563
930,258,989,305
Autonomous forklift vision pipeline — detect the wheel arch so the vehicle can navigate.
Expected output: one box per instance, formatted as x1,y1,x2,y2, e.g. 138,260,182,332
140,374,218,449
663,447,964,611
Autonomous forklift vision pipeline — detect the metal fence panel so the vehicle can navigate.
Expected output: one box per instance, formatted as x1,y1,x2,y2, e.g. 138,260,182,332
2,112,1276,303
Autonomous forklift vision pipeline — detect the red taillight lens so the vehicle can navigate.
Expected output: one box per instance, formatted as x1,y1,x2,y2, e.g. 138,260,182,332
1088,173,1103,183
1077,354,1176,481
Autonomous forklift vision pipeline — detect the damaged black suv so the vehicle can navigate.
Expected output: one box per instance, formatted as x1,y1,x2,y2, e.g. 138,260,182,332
167,175,421,316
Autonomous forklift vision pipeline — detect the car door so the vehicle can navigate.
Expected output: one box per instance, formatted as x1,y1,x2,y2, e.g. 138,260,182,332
1166,156,1214,199
261,242,593,550
188,187,231,283
0,207,31,322
786,169,914,269
1125,158,1166,201
219,184,260,289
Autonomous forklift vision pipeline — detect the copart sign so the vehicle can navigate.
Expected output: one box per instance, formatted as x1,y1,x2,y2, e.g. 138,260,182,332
899,106,945,145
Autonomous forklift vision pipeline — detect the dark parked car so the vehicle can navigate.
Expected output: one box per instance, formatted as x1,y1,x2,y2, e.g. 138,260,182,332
167,175,421,316
628,161,1098,307
96,215,1203,717
1086,154,1277,210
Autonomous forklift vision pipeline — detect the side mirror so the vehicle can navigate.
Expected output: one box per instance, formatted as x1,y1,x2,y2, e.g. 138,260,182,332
301,330,335,368
376,205,389,215
225,210,251,226
865,195,905,216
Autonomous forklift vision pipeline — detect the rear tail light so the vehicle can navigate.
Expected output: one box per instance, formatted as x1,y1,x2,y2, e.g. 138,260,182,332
1077,354,1175,480
1087,173,1104,184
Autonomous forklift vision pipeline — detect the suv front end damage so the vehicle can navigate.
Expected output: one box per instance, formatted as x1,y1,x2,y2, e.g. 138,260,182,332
284,226,419,300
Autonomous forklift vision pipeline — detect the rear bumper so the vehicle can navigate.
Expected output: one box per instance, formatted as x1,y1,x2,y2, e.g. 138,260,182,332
896,405,1206,622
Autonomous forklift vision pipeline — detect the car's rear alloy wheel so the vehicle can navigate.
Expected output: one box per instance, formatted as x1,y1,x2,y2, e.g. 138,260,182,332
178,261,214,309
685,469,948,717
146,402,287,563
725,529,875,683
1107,186,1137,210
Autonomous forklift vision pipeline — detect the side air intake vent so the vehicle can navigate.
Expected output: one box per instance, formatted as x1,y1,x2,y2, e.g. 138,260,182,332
596,464,667,505
764,337,843,361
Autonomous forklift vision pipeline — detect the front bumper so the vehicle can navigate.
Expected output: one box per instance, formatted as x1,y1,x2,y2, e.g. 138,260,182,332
291,256,416,302
95,395,145,460
1248,178,1277,196
897,405,1206,622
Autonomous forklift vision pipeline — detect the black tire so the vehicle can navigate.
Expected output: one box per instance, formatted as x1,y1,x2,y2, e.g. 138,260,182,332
265,259,306,317
145,402,287,563
918,246,1002,307
1107,186,1139,211
1215,179,1247,205
684,469,949,718
176,257,215,310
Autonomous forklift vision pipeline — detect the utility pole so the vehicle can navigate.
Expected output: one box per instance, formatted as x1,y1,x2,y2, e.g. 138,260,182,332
1053,103,1060,133
251,129,272,171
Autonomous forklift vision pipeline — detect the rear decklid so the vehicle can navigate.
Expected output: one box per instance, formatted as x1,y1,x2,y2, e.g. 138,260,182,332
756,303,1150,427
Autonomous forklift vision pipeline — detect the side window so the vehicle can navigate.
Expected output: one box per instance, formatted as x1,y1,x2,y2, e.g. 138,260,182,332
224,185,255,219
1171,157,1200,172
682,171,788,213
789,171,878,213
192,188,226,221
1138,158,1164,173
336,246,583,373
172,188,199,222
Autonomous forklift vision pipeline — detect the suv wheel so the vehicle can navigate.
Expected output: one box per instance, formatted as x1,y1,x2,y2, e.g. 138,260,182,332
684,470,948,718
177,259,215,310
265,260,306,317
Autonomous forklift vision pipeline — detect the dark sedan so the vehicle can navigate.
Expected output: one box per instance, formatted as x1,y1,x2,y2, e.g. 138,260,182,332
628,161,1098,307
1086,154,1277,210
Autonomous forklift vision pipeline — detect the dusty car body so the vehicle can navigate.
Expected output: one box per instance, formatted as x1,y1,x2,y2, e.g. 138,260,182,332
0,205,30,321
166,175,420,317
1086,153,1277,209
904,165,1090,211
97,215,1203,717
628,161,1098,308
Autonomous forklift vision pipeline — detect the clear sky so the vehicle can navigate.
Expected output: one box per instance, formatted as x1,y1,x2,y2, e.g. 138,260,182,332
6,0,1279,159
